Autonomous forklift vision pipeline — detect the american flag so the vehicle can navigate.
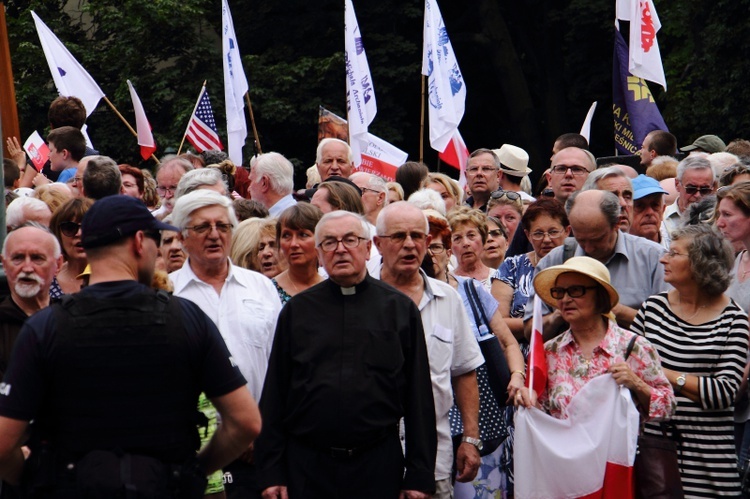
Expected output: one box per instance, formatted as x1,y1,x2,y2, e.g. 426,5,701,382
186,86,223,152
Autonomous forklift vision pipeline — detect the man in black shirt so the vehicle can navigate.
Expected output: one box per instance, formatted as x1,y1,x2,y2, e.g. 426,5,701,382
0,195,260,496
256,211,437,499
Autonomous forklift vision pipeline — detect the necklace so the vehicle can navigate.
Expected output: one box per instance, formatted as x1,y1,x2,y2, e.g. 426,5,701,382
677,294,707,321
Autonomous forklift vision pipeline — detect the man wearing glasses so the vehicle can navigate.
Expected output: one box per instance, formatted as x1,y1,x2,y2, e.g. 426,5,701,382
465,149,501,211
154,157,193,218
545,147,597,204
256,210,437,499
170,190,281,498
661,156,717,248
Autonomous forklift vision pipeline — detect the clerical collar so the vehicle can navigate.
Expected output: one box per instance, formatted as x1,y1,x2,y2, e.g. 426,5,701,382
340,285,356,295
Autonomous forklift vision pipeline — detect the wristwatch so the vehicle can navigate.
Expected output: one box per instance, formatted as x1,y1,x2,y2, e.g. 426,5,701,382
675,373,687,394
461,436,483,452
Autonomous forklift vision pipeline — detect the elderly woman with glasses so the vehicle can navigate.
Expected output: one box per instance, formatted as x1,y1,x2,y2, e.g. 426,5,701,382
48,197,94,297
631,224,749,496
487,190,524,243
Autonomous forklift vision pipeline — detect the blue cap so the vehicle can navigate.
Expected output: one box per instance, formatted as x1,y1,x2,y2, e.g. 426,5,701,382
631,174,669,200
82,195,178,249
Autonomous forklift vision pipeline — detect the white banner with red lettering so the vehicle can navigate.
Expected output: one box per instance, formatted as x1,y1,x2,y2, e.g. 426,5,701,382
514,374,639,499
357,134,408,181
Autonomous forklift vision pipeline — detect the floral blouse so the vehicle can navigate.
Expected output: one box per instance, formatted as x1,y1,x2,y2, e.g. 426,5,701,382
539,320,675,422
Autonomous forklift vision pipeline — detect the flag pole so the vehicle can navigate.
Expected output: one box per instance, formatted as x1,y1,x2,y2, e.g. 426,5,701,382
419,75,426,163
103,96,160,164
244,92,262,154
177,82,206,156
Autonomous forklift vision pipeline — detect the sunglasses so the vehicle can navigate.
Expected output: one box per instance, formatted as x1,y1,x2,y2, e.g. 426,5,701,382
60,221,82,238
682,185,713,196
550,285,598,299
490,190,521,201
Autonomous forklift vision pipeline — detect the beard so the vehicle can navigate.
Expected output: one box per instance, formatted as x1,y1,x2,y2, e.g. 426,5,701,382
14,272,44,299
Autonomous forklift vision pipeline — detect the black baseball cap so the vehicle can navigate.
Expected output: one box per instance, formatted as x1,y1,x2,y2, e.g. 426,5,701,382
82,195,178,249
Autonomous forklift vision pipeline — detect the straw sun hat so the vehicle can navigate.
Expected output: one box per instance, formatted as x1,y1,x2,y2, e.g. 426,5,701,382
533,256,619,311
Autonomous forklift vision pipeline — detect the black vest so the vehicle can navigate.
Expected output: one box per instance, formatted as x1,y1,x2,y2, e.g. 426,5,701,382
35,289,202,463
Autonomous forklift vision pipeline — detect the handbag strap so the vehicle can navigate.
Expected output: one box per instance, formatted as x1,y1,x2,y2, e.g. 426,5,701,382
624,334,638,361
464,279,493,334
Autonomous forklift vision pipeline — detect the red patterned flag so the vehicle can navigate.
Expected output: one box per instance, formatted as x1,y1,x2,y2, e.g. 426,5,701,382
185,86,223,152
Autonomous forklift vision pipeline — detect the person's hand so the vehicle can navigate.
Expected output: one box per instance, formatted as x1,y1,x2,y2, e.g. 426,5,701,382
32,172,51,187
513,386,537,408
261,485,288,499
505,371,525,403
455,441,481,482
6,137,26,170
399,490,432,499
609,362,645,391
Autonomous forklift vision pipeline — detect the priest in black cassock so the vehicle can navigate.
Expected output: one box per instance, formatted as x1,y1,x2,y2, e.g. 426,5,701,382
255,211,437,499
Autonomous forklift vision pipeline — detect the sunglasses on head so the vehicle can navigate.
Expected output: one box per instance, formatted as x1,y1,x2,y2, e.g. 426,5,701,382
490,190,521,201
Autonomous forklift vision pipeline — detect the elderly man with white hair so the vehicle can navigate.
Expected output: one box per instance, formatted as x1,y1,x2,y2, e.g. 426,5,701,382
169,189,281,497
174,167,228,200
6,197,52,231
248,152,297,216
661,155,717,247
316,138,354,181
582,166,634,231
350,171,387,225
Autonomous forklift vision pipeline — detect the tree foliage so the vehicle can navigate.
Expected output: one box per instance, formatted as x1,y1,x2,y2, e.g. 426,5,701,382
5,0,750,185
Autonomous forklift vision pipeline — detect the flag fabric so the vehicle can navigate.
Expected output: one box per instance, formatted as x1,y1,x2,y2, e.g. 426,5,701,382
421,0,466,153
514,375,639,499
345,0,377,168
185,87,223,153
579,101,598,144
317,107,407,181
23,131,49,173
222,0,249,165
438,129,469,188
613,29,668,155
31,11,104,117
616,0,666,90
126,80,157,160
526,295,548,401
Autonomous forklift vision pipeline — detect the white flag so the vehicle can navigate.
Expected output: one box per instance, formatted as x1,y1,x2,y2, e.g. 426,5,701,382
344,0,377,168
126,80,157,160
615,0,667,90
222,0,249,165
579,101,597,144
31,11,105,117
421,0,466,153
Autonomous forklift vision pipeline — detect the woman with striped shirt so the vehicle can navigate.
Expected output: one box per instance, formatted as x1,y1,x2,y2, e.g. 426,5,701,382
632,224,750,497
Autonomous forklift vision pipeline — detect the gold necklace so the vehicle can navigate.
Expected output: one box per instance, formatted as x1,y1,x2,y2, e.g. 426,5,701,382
677,294,707,321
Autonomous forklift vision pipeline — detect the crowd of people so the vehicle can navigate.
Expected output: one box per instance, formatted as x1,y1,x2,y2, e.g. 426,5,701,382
0,95,750,498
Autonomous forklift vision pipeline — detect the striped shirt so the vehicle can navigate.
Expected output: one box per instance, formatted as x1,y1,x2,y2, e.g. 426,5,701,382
632,293,750,497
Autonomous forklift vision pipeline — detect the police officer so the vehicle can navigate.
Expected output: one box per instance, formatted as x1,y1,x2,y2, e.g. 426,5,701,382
0,195,261,497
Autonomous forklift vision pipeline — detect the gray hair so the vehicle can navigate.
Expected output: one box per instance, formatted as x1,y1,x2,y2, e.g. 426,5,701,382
2,221,61,259
6,197,51,229
407,189,446,216
315,210,370,245
676,156,713,182
566,190,621,227
672,224,734,295
174,168,227,200
156,157,194,177
376,201,429,236
350,172,387,193
316,138,353,165
83,156,121,200
171,189,238,234
469,148,501,168
582,166,631,191
252,152,294,195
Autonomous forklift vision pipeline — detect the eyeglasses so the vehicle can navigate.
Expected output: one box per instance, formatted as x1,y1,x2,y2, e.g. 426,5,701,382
143,230,162,245
550,165,589,176
428,243,445,254
490,190,521,201
71,176,83,185
466,166,497,175
664,249,687,258
550,285,598,299
59,221,82,237
529,229,564,241
156,186,178,196
185,222,234,235
318,235,368,252
682,185,713,196
360,187,381,195
378,231,428,244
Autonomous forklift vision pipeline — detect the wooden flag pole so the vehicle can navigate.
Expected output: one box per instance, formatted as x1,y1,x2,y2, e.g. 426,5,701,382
244,92,262,155
177,81,206,156
103,96,160,164
419,75,426,163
